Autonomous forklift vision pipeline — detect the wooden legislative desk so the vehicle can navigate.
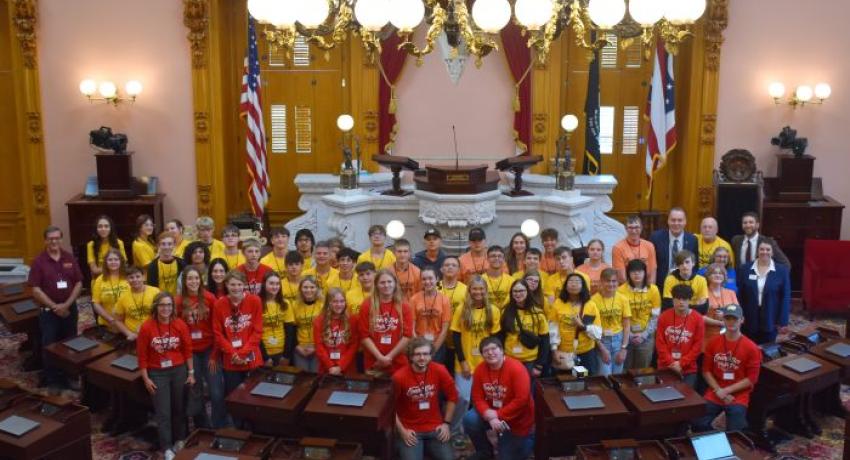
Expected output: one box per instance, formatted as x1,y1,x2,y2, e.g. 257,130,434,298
534,376,631,459
225,367,318,436
0,380,31,411
610,370,705,439
664,431,760,460
175,428,274,460
301,375,393,460
43,333,115,379
84,349,150,405
268,437,363,460
0,394,92,459
0,283,38,357
807,339,850,382
576,439,668,460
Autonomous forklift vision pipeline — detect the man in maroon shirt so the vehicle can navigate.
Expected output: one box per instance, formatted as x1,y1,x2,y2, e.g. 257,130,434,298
393,336,457,460
28,226,83,389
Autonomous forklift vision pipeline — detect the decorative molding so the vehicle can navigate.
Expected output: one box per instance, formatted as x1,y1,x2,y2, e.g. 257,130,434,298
532,113,547,144
12,0,37,69
363,110,378,143
704,0,729,72
197,184,212,216
32,184,47,214
700,114,717,146
698,186,713,219
183,0,209,69
26,112,41,143
194,112,209,143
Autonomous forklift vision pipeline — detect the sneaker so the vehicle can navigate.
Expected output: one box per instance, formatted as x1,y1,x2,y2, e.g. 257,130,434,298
164,449,176,460
451,434,467,449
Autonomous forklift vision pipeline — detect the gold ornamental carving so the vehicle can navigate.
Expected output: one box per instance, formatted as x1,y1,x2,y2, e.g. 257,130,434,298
363,111,378,143
12,0,37,69
698,186,713,219
32,184,47,214
26,112,42,143
704,0,729,72
532,113,547,144
700,114,717,146
194,112,209,143
183,0,209,69
197,184,212,216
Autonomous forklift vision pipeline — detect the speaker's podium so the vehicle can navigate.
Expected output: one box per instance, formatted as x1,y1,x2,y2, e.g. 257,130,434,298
0,394,92,459
414,164,500,194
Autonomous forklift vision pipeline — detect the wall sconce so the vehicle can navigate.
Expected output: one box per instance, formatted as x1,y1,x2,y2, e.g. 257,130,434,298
769,82,831,108
79,79,142,106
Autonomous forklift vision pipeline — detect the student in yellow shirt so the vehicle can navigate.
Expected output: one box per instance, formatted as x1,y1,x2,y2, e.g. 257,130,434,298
346,262,376,315
336,248,361,296
390,239,420,303
450,275,500,401
593,268,632,376
357,225,396,271
259,271,296,366
219,225,246,269
618,259,662,370
165,219,190,259
132,214,157,269
662,249,709,312
499,279,549,378
438,256,468,372
522,269,551,318
292,276,323,372
282,251,304,306
302,241,341,293
146,232,186,294
260,227,290,274
113,266,160,340
512,248,550,287
549,273,602,375
196,216,225,260
91,248,130,330
327,237,344,269
294,229,315,270
482,246,513,309
87,215,127,277
545,246,591,304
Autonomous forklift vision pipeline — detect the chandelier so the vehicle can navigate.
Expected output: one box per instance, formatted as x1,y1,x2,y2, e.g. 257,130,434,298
247,0,707,66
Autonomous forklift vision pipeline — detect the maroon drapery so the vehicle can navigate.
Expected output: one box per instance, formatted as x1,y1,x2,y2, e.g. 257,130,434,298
378,34,407,154
500,21,532,154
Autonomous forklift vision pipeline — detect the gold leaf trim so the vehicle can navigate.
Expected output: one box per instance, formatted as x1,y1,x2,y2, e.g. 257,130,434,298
704,0,729,72
32,184,47,214
194,112,209,143
183,0,209,69
12,0,37,69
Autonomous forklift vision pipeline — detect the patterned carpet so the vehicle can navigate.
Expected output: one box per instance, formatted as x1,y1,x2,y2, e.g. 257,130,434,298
0,298,845,459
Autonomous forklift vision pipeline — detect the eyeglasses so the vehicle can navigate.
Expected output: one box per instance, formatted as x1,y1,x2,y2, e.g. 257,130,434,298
511,289,527,294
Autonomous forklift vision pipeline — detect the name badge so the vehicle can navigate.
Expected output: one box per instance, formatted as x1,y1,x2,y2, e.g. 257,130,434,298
749,274,758,280
330,351,341,360
380,335,392,345
418,401,430,411
471,348,481,356
672,351,682,360
191,331,202,340
631,325,643,333
512,346,523,354
492,399,503,408
231,339,243,348
424,333,435,341
160,359,173,368
723,372,735,381
268,337,279,346
56,280,68,289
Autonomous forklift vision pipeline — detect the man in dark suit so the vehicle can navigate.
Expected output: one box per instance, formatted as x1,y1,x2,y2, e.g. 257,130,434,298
650,207,699,290
730,211,791,268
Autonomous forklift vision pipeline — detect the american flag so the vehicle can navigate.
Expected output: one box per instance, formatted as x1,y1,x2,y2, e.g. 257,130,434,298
240,16,269,218
644,40,677,191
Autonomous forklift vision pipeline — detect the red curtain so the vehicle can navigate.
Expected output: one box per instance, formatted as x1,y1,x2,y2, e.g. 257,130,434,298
500,21,532,154
379,34,407,154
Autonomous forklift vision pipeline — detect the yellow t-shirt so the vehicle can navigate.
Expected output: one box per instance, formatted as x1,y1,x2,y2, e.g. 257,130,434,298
337,274,361,297
543,271,592,302
153,259,180,294
504,308,549,362
92,275,130,327
174,239,190,259
438,281,468,315
591,292,632,336
206,239,226,260
696,235,734,268
292,299,323,346
450,305,501,373
114,286,160,333
345,288,370,316
281,277,301,306
482,273,514,309
512,270,550,287
221,252,247,271
663,273,709,303
260,252,287,274
301,256,315,271
356,249,396,271
302,267,341,293
86,240,127,267
132,238,156,269
616,284,662,332
262,300,295,356
548,299,601,354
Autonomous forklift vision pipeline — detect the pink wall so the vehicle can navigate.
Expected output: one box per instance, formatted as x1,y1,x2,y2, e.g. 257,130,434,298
716,0,850,238
38,0,196,241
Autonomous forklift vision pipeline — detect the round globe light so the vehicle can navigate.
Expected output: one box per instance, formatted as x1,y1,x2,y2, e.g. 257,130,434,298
98,81,117,99
514,0,554,31
386,220,406,239
247,0,274,23
588,0,626,29
768,82,786,99
266,0,299,27
520,219,540,239
125,80,143,97
337,114,355,132
561,114,579,132
682,0,707,22
355,0,390,31
795,85,813,103
297,0,330,28
663,0,701,25
472,0,512,33
389,0,425,32
79,79,97,96
628,0,664,27
814,83,832,100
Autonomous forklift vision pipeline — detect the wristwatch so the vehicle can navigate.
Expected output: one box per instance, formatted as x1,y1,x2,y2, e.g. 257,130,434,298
620,344,628,350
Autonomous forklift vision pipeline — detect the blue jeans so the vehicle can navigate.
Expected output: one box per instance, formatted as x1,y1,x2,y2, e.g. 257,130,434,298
682,372,698,388
294,350,318,372
396,429,453,460
192,348,228,428
693,402,748,432
455,372,473,403
597,334,624,376
463,408,534,460
39,305,78,386
577,348,598,376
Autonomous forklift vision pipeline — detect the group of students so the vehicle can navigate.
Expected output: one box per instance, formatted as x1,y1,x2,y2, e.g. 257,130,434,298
29,208,790,459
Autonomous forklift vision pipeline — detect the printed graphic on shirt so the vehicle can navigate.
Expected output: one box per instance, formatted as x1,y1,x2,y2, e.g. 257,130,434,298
406,382,436,401
374,312,400,333
713,351,741,372
225,313,253,332
663,324,694,345
483,382,507,402
264,311,284,328
151,334,180,354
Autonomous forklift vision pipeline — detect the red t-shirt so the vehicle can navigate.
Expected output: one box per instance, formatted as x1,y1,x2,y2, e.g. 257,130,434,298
175,291,218,352
393,362,458,433
356,299,414,373
313,313,358,375
237,263,274,296
136,317,193,370
703,334,761,407
656,308,705,375
471,356,534,436
212,294,264,371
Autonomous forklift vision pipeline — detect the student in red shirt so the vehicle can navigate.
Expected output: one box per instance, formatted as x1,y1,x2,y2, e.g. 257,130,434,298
237,238,273,296
693,304,761,432
393,337,458,460
176,266,227,429
656,284,705,387
212,270,263,396
206,258,229,299
357,269,414,376
137,292,194,457
463,337,535,460
314,287,357,375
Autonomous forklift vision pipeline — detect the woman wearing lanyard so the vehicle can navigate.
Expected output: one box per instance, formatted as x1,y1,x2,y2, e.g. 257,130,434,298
212,270,263,396
356,269,414,376
176,266,227,429
593,268,631,376
736,241,791,344
498,279,549,378
292,276,323,371
86,215,127,277
91,248,130,332
137,292,194,457
314,287,357,375
697,247,738,293
550,273,602,375
618,259,662,370
258,271,296,367
147,232,186,294
704,263,738,349
132,214,157,269
410,268,452,363
450,276,501,401
206,258,229,299
113,266,160,341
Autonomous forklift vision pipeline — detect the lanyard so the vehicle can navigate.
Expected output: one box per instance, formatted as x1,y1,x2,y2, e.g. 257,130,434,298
673,311,690,345
723,335,742,357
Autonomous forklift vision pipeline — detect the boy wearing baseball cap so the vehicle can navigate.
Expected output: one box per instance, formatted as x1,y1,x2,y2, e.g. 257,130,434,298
413,228,447,273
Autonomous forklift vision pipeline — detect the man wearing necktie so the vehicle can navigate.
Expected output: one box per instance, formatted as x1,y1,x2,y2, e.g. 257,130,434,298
730,212,791,269
650,207,699,291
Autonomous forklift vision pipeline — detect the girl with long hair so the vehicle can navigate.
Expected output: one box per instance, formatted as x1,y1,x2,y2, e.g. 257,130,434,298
91,248,129,330
132,214,157,269
355,269,413,375
206,258,229,299
292,276,322,371
505,232,529,275
618,259,662,370
450,276,500,401
549,273,601,375
577,239,611,295
499,279,550,378
87,215,126,276
258,271,296,367
314,287,357,375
